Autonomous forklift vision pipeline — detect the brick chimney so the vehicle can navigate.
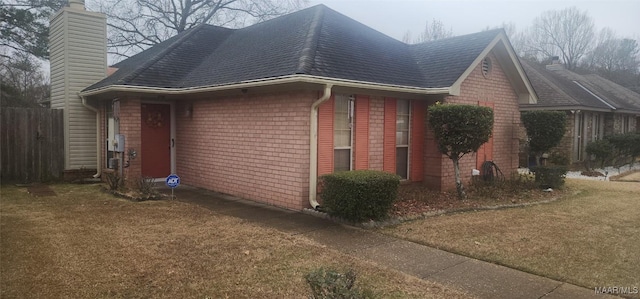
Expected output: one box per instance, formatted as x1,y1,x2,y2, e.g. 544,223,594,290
49,0,107,173
546,56,564,71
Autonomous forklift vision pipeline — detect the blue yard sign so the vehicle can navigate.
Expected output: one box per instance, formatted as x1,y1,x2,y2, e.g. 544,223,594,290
166,174,180,189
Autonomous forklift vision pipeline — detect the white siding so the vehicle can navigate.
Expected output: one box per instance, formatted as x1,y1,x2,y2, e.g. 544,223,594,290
49,7,107,170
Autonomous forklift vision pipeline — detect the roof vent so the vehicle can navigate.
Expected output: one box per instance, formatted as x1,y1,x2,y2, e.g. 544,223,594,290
482,57,492,77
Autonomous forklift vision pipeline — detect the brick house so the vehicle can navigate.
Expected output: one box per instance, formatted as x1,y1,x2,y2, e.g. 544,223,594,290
520,59,640,165
53,3,537,210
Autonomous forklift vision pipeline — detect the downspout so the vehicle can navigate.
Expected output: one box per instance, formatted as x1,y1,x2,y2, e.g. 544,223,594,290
309,84,333,209
81,95,101,178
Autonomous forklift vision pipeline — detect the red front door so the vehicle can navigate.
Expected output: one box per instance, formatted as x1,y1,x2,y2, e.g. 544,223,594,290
141,103,171,178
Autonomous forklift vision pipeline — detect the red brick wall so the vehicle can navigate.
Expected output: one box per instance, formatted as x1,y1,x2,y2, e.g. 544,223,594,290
175,91,315,210
118,97,142,184
410,100,426,182
368,97,385,171
433,52,521,190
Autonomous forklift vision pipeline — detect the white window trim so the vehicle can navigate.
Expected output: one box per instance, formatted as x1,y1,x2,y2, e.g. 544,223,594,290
334,95,354,172
396,99,411,180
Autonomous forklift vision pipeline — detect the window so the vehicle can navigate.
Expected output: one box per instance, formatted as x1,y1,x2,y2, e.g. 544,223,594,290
593,114,602,140
334,95,353,172
396,99,410,179
623,115,631,133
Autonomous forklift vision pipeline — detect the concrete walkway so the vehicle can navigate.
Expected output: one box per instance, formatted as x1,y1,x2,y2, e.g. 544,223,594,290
163,186,616,299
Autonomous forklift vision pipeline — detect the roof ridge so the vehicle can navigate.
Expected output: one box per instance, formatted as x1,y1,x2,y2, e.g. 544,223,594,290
295,6,324,74
411,28,503,47
117,25,206,85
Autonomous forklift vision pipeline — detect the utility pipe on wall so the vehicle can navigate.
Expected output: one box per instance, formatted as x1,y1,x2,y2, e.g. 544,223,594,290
80,95,101,178
309,84,333,209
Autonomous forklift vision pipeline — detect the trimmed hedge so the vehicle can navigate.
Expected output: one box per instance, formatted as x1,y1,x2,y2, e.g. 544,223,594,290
586,133,640,168
319,170,400,222
531,165,567,189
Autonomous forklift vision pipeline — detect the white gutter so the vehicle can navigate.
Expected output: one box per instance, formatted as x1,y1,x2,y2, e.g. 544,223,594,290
79,75,451,97
81,95,101,178
309,84,333,209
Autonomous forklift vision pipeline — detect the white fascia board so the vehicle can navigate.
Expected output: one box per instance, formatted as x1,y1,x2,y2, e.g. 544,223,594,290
79,75,452,97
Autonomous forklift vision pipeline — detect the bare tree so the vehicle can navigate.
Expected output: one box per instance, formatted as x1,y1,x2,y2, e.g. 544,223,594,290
585,28,640,73
93,0,307,59
524,7,594,70
484,22,526,55
415,19,453,43
401,30,412,44
582,28,640,89
584,28,619,72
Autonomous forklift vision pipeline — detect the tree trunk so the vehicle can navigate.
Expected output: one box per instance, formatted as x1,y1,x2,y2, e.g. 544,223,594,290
452,157,466,199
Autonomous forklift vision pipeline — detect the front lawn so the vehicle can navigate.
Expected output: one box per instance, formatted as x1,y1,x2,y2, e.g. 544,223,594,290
0,184,469,298
382,179,640,291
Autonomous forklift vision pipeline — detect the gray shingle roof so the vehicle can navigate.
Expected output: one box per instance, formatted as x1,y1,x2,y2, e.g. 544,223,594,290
84,4,501,92
410,30,501,88
521,60,640,112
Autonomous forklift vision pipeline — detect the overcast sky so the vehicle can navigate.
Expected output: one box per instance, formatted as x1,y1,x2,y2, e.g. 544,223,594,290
309,0,640,41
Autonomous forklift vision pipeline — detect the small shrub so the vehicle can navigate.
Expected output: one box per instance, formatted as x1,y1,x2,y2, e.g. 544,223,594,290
105,172,124,191
548,152,570,166
319,170,400,222
531,165,567,189
137,176,158,197
586,139,613,169
305,268,375,299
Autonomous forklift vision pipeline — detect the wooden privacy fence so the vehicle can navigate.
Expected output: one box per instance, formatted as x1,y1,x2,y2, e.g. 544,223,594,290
1,107,64,182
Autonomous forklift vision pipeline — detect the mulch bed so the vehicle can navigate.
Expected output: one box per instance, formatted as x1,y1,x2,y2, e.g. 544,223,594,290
391,182,564,218
26,184,57,197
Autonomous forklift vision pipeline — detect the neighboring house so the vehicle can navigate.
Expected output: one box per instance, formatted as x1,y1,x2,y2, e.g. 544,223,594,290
520,59,640,165
51,2,537,210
